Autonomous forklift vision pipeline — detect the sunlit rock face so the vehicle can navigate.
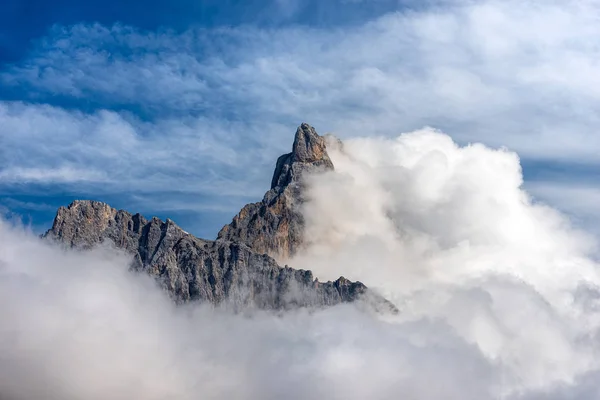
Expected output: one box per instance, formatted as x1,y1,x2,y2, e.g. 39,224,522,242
218,122,334,261
43,124,396,314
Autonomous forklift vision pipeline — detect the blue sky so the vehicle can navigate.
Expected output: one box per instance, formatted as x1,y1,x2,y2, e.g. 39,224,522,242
2,0,600,239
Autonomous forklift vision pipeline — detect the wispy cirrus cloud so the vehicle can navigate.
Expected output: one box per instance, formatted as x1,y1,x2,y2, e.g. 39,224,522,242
0,102,284,195
4,0,600,159
2,0,600,235
0,101,291,235
0,166,107,184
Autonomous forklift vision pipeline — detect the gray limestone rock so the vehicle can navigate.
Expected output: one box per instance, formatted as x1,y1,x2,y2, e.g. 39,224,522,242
44,200,396,313
43,123,398,314
217,122,333,261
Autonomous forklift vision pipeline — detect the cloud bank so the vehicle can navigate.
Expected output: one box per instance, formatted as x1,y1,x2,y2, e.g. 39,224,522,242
0,219,495,400
3,128,600,399
293,129,600,396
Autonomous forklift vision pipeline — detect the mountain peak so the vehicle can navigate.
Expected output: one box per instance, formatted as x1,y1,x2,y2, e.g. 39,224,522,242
220,123,336,260
291,122,327,163
43,123,397,313
271,123,334,190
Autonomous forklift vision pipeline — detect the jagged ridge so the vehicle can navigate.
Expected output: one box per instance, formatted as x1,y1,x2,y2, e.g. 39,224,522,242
44,200,378,310
43,123,397,313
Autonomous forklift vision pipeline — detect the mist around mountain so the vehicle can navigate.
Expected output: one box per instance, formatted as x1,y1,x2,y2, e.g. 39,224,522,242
2,123,600,399
42,124,395,313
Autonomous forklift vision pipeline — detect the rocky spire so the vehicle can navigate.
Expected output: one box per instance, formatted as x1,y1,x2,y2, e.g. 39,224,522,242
270,123,334,189
42,123,397,313
218,123,334,261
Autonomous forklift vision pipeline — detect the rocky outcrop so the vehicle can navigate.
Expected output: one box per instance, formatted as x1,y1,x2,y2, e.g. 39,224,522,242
44,200,377,310
43,123,397,313
217,123,333,261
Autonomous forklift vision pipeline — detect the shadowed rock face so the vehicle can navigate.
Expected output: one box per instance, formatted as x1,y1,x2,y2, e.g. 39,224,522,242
44,200,394,312
217,123,334,261
44,123,397,313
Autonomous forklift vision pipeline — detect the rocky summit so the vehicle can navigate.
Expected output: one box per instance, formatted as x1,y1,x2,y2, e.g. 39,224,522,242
44,123,397,313
218,122,334,261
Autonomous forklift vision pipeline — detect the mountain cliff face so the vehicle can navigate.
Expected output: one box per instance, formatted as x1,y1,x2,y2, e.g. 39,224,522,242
44,123,396,313
217,123,333,261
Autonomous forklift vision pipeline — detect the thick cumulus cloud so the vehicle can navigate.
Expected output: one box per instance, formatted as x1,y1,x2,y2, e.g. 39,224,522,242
297,129,599,287
3,129,600,399
292,129,600,395
0,219,496,400
3,0,600,396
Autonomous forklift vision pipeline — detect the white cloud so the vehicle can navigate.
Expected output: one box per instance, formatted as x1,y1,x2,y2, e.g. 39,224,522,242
0,166,108,183
2,1,600,397
4,0,600,161
291,129,600,393
0,101,287,197
3,128,600,398
0,220,494,400
0,102,298,236
1,0,600,232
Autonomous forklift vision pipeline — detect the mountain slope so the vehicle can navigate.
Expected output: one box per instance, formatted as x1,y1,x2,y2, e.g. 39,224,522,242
217,122,333,261
43,123,396,313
